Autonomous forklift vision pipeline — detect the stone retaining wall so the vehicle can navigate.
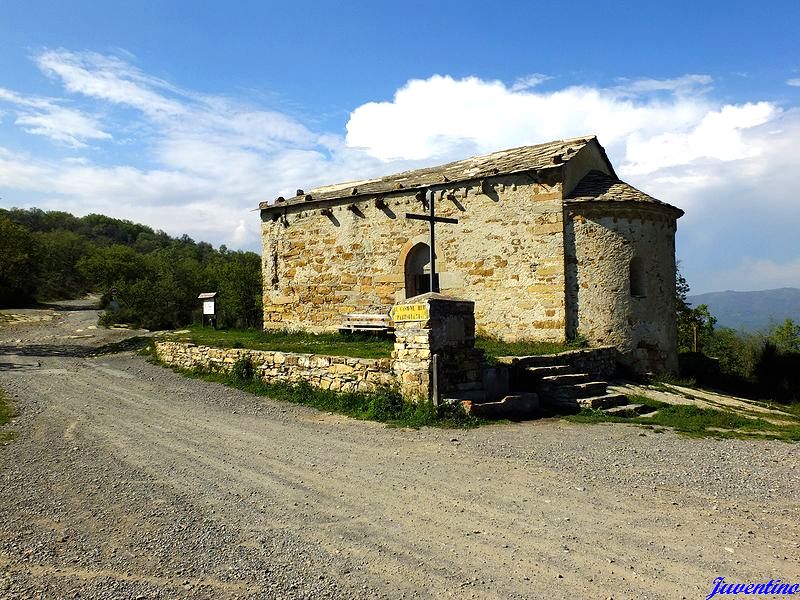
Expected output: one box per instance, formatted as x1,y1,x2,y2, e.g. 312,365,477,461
156,340,618,402
559,346,619,379
155,341,393,393
499,346,619,380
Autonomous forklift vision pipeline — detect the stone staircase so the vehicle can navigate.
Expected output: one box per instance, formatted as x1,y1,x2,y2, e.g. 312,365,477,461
511,355,627,413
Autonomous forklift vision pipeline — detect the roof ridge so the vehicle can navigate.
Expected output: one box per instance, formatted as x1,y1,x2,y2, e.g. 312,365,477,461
263,135,599,209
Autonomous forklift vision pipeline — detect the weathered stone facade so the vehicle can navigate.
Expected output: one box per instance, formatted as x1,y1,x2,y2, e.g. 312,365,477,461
565,205,679,373
260,136,683,373
155,341,393,393
261,171,566,341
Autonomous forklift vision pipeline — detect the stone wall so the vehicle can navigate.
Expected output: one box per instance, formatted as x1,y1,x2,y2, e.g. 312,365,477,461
391,294,484,400
498,346,618,381
261,171,568,342
550,346,618,380
564,204,679,373
155,341,393,393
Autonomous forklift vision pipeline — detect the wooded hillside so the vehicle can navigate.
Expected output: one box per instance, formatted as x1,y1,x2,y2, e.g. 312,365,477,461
0,208,262,330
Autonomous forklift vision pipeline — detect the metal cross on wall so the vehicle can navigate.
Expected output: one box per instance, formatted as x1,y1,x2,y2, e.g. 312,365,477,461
405,189,458,293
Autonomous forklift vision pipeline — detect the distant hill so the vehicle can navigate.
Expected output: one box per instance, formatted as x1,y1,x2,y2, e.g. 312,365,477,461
688,288,800,332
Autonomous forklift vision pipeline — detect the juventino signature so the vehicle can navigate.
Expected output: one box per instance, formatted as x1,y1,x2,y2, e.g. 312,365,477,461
707,577,800,599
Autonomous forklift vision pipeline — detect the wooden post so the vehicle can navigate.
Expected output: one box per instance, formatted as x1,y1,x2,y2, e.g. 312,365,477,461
432,353,439,407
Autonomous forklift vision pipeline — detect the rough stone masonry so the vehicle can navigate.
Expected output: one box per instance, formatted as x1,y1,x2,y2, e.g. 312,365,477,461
259,136,683,374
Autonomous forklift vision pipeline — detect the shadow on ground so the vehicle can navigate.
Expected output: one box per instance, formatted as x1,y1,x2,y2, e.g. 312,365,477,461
0,344,91,360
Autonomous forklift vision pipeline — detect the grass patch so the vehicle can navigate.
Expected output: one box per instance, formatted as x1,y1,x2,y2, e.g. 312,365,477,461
167,326,589,363
0,389,17,445
566,395,800,441
775,402,800,419
165,356,481,429
166,325,394,359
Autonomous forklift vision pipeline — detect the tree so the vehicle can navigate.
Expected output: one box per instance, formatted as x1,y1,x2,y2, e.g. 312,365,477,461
77,245,148,290
207,250,262,329
676,269,717,353
769,318,800,354
34,230,89,300
0,217,39,306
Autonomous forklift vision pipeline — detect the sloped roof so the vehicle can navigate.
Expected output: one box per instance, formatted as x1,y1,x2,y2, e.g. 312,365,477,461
261,136,602,209
566,170,683,216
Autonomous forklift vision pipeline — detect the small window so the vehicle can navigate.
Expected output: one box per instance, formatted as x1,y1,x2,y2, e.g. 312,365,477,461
630,257,646,297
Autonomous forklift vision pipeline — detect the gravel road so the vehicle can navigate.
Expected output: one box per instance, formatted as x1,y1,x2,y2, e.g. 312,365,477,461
0,302,797,599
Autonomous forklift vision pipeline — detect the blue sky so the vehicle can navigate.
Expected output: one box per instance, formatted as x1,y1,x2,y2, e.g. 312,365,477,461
1,1,799,294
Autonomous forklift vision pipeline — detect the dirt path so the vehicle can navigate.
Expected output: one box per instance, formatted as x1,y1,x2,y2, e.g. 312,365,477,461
0,303,798,599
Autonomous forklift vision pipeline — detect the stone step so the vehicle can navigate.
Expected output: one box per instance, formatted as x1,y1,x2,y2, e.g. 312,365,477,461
540,373,590,386
596,401,656,416
577,393,629,409
601,403,648,417
512,355,574,369
573,381,608,398
461,393,539,419
638,410,660,418
444,389,487,403
541,397,580,414
524,365,573,378
539,386,585,401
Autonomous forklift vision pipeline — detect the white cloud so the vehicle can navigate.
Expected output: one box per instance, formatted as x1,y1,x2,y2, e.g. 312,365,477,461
613,74,713,95
621,101,776,175
705,257,800,292
344,74,781,183
787,78,800,87
232,219,250,246
510,73,552,92
0,86,110,147
15,106,111,148
0,50,399,249
36,50,186,117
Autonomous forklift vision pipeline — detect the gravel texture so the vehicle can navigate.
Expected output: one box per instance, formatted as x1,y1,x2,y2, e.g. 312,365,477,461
0,301,798,599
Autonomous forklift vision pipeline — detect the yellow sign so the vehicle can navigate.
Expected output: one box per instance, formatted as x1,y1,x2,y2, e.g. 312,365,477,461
389,303,429,322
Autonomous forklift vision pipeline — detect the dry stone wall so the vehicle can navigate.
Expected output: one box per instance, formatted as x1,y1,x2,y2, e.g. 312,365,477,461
155,341,393,393
261,172,567,342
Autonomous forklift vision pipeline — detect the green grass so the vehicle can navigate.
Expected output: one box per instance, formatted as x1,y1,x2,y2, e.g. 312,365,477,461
0,389,17,444
166,326,587,362
772,402,800,419
566,394,800,441
166,325,394,359
161,354,481,429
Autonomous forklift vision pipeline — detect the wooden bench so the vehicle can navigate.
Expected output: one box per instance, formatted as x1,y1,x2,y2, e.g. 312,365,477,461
339,313,394,335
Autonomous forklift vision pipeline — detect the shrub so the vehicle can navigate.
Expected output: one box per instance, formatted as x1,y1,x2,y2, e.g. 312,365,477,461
368,387,407,421
231,357,255,382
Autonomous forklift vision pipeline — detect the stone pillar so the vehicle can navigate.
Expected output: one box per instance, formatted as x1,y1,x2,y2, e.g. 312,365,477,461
391,293,484,401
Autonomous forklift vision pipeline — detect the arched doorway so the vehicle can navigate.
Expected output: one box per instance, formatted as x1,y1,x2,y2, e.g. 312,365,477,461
404,242,432,298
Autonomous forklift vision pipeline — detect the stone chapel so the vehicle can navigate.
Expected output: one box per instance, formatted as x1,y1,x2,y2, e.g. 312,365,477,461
259,136,684,373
